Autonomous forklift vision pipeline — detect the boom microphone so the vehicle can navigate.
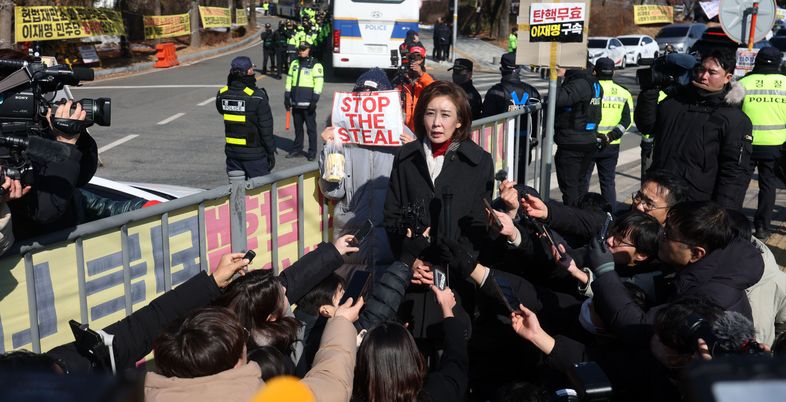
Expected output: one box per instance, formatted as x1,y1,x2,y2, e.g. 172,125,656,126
0,135,74,163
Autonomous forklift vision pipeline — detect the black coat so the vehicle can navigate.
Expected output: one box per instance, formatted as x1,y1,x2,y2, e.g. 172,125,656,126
458,80,483,121
554,69,603,148
434,23,452,46
482,74,542,118
635,83,753,209
420,317,469,401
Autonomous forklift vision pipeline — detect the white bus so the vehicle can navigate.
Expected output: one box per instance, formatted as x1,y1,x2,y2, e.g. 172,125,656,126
331,0,420,70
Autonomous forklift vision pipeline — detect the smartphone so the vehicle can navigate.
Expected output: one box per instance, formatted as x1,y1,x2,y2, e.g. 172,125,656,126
340,270,371,304
482,198,503,229
348,219,374,247
242,250,256,263
598,212,613,242
433,267,447,290
69,319,108,369
494,276,521,313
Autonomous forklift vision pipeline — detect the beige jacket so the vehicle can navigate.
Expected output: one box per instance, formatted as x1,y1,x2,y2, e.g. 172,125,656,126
144,361,263,402
746,238,786,346
301,316,358,402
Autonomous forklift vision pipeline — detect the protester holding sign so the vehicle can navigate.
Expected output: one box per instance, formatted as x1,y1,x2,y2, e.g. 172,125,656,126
318,68,414,277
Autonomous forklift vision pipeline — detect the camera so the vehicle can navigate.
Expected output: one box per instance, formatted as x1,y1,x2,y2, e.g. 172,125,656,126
636,53,698,90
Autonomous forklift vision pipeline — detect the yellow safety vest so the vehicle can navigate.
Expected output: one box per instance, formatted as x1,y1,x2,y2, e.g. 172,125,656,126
285,58,324,107
739,73,786,146
597,80,633,145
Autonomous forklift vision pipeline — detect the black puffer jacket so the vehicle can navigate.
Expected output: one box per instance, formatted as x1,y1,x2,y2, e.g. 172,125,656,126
635,82,753,209
554,69,603,148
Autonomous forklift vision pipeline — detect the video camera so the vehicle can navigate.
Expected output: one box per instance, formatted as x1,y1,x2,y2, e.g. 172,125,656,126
391,46,421,86
636,53,698,91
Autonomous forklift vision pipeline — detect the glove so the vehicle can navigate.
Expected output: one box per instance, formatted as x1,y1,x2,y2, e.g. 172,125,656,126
284,94,292,110
268,153,276,170
437,238,476,280
312,93,320,104
308,102,317,112
399,234,431,268
596,133,610,150
586,236,615,277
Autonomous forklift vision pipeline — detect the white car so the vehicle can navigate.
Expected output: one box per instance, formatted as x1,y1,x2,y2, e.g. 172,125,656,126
617,35,660,65
86,177,202,203
588,37,627,69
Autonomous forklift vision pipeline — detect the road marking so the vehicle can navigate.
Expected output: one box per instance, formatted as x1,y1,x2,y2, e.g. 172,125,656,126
157,112,186,125
74,85,224,89
198,97,216,106
98,134,139,153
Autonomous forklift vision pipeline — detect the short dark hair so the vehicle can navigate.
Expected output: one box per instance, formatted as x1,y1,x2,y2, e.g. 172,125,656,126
577,192,612,214
153,307,246,378
611,211,661,261
0,350,62,374
702,47,736,74
296,273,345,316
655,296,724,355
726,208,753,241
643,170,689,207
413,81,472,143
666,201,733,252
247,345,295,381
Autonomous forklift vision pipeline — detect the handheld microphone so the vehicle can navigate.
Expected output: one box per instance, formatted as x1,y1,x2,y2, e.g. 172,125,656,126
0,135,74,163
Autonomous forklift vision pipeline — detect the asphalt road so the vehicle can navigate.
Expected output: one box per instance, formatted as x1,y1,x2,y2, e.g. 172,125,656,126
72,16,649,190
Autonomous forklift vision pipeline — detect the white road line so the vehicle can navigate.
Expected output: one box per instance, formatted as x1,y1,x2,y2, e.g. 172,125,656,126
75,85,224,89
157,112,186,125
198,97,216,106
98,134,139,153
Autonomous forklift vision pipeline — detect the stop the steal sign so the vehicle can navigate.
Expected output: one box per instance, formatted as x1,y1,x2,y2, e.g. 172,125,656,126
331,90,404,146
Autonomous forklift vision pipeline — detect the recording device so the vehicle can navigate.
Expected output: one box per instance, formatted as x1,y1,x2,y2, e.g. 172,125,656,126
391,46,421,86
0,122,74,185
69,319,116,374
0,58,111,128
681,313,766,357
494,169,508,182
493,275,521,313
242,249,256,263
340,270,371,305
636,53,698,90
348,219,374,247
433,267,447,290
598,213,612,243
397,199,426,239
482,197,503,230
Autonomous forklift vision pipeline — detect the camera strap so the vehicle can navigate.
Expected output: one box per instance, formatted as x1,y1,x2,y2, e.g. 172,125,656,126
53,117,92,136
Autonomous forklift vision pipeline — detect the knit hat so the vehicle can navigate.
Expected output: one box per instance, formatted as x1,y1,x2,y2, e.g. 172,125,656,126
353,68,393,91
755,46,782,66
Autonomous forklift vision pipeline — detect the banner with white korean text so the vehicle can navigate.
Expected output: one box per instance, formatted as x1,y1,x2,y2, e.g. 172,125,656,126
236,8,249,26
15,6,125,42
633,5,674,25
199,6,231,29
144,13,191,39
528,2,585,43
331,90,404,146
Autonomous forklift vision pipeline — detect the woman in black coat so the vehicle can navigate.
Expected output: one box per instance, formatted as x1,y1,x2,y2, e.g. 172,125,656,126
383,80,493,344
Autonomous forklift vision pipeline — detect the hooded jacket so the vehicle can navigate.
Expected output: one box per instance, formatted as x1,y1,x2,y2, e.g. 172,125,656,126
635,82,753,209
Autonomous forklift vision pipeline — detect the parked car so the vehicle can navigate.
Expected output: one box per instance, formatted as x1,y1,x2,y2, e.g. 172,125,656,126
617,34,660,65
86,177,203,203
654,23,707,53
588,37,627,68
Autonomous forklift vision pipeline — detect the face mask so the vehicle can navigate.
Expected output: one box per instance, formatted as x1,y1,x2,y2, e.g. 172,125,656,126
452,70,470,85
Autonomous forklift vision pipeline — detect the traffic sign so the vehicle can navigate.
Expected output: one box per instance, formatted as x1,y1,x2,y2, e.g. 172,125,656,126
719,0,776,44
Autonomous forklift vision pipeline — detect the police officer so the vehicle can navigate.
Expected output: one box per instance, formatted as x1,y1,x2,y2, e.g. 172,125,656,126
273,21,288,79
285,42,324,161
215,56,276,178
739,46,786,239
285,21,298,69
553,65,603,206
260,23,276,75
580,58,632,213
449,58,483,120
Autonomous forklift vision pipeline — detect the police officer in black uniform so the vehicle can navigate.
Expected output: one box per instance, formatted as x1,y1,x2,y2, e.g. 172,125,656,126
449,58,483,120
260,23,276,75
273,21,289,79
553,66,603,206
215,56,276,178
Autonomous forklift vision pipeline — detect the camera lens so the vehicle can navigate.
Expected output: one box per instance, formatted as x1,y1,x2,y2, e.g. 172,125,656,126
74,98,111,126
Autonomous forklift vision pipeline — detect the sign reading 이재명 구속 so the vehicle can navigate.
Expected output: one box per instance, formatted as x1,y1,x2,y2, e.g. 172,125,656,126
331,90,404,146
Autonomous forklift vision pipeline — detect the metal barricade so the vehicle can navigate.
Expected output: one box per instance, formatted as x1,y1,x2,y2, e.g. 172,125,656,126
0,104,546,354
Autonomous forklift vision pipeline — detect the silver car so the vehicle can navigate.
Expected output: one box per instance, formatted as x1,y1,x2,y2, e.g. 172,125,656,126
654,23,706,53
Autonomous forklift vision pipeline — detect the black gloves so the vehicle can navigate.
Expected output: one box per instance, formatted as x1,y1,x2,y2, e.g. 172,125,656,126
268,153,276,170
312,94,320,104
437,238,476,280
284,94,292,110
586,236,615,277
399,234,431,268
596,133,610,150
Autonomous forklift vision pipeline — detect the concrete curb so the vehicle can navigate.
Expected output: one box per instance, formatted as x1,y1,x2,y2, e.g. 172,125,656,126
95,28,262,79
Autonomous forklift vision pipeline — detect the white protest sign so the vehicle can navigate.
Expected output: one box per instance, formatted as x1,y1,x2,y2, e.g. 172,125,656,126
331,90,404,146
700,0,720,20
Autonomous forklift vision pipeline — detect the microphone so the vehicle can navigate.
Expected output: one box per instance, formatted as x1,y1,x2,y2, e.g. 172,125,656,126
441,185,454,240
0,135,74,163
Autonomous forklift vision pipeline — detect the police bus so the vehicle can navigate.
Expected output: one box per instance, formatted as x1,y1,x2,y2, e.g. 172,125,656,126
276,0,298,18
330,0,420,70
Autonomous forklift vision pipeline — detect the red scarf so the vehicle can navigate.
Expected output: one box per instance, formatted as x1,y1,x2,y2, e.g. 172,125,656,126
431,140,452,157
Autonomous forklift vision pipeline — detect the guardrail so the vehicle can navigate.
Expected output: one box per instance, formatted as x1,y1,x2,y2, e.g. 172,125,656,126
0,102,545,355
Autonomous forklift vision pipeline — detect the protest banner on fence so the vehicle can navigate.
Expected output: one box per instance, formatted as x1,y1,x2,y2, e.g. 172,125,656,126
236,8,249,26
528,2,586,43
199,6,231,28
735,48,759,77
633,5,674,25
144,13,191,39
331,90,404,146
15,6,125,42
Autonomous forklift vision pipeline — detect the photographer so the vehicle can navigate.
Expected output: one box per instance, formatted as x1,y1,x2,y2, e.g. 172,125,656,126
8,99,98,240
635,48,753,209
396,45,434,132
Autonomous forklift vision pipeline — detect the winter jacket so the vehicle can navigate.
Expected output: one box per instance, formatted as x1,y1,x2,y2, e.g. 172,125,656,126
746,237,786,345
318,145,397,272
635,82,753,209
400,73,435,132
215,77,276,161
279,242,345,304
145,362,264,402
420,316,470,401
591,238,764,344
482,73,542,118
434,23,452,46
301,316,358,402
80,188,147,222
554,69,603,149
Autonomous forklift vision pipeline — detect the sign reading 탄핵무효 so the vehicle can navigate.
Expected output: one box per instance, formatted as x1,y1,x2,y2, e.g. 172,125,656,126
528,2,585,43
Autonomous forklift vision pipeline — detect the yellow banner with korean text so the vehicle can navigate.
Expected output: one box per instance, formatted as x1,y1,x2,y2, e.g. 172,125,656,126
236,9,249,26
199,6,231,29
633,5,674,25
144,13,191,39
15,6,126,42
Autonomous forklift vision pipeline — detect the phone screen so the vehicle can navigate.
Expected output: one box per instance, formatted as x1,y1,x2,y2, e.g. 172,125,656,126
494,276,521,313
482,198,502,228
598,212,613,242
340,271,370,304
433,267,447,290
349,219,374,246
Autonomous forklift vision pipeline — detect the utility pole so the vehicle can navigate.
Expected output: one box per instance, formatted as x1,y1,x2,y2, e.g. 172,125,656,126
0,0,13,50
248,0,257,29
452,0,458,62
191,0,201,47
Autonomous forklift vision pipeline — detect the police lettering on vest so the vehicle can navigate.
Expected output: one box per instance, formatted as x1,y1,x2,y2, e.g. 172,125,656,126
740,73,786,146
597,80,633,145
